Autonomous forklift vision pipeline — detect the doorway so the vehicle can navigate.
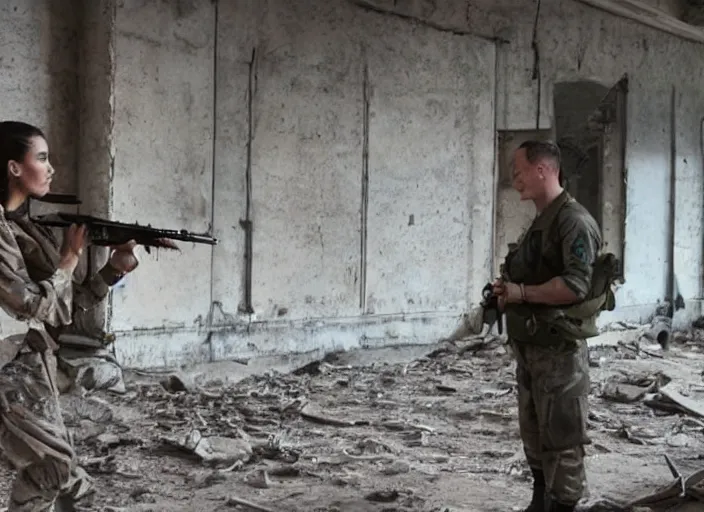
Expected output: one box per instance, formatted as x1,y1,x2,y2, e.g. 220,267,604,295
493,77,628,275
553,77,628,265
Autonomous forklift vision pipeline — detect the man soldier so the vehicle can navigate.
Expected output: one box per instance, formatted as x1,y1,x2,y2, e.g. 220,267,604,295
494,140,619,512
448,140,618,512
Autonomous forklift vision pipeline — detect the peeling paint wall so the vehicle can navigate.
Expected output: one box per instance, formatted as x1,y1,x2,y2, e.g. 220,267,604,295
388,0,704,322
111,0,704,366
2,0,703,367
0,1,79,197
0,0,80,337
109,0,216,366
107,0,498,367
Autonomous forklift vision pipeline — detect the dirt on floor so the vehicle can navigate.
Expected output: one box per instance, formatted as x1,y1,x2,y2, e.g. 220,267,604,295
2,325,704,512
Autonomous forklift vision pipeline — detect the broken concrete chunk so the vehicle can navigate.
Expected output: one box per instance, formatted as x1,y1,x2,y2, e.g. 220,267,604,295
646,383,704,418
188,470,227,489
59,353,126,394
244,468,272,489
601,372,667,403
587,326,647,349
665,433,695,448
73,419,107,443
353,438,396,456
60,394,114,424
96,433,121,448
183,429,252,466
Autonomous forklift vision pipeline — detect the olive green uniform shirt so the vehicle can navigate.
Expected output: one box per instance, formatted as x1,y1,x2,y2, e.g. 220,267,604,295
503,190,602,343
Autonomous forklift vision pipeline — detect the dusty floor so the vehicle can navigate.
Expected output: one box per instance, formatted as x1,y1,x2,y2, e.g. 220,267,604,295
2,327,704,512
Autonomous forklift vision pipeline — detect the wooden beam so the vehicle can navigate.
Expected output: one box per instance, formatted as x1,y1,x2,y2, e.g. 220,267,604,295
576,0,704,44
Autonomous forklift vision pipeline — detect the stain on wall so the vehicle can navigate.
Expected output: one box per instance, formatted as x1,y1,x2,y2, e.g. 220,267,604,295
365,22,495,315
5,0,704,367
109,0,215,332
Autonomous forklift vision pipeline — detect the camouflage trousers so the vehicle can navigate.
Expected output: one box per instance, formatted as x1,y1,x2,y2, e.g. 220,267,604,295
0,348,93,511
510,338,591,506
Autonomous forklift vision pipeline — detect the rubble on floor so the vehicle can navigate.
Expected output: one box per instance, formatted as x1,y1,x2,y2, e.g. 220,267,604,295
2,324,704,511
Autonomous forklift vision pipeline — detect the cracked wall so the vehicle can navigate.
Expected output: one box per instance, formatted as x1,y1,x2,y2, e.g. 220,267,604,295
354,0,704,323
0,0,80,338
106,0,704,366
110,0,496,367
2,0,703,367
108,0,216,365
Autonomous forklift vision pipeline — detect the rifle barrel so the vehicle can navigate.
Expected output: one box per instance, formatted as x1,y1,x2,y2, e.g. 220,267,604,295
32,213,217,246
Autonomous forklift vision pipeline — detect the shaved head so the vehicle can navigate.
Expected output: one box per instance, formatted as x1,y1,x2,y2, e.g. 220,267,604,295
512,140,564,207
518,140,561,174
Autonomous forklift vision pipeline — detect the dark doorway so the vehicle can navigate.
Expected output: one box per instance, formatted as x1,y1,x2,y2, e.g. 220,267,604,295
553,77,628,268
554,81,610,223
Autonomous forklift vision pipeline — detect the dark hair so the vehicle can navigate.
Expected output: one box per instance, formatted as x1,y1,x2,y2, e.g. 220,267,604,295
518,139,563,186
0,121,45,205
518,140,561,167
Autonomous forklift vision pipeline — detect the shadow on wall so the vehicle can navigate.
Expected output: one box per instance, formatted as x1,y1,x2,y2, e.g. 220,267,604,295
554,80,609,223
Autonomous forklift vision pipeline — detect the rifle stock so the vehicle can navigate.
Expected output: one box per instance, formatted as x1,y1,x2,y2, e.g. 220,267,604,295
32,212,217,252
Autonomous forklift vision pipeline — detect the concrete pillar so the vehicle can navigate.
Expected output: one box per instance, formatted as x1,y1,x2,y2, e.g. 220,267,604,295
78,0,117,332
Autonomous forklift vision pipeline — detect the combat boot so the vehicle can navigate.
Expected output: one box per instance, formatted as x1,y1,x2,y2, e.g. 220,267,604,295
522,467,546,512
53,495,76,512
547,500,575,512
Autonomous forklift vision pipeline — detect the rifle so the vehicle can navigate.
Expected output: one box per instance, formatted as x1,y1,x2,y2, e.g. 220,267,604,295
32,212,217,253
480,282,503,335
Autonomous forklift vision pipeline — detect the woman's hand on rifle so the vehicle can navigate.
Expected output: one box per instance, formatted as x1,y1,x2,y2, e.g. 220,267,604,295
58,223,87,272
109,239,139,273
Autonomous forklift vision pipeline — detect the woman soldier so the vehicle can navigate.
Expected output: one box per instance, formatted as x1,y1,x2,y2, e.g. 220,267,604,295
0,121,138,511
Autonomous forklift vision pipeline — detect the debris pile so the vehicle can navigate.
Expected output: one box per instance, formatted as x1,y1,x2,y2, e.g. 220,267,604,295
0,325,703,510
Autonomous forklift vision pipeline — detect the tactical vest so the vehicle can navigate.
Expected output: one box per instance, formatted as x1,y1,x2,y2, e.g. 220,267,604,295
502,193,620,346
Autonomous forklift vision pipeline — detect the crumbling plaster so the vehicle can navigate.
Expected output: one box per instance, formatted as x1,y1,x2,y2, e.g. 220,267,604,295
0,0,702,368
355,0,704,323
0,0,80,338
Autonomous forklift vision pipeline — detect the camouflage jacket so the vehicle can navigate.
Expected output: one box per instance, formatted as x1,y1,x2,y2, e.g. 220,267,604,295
4,202,123,344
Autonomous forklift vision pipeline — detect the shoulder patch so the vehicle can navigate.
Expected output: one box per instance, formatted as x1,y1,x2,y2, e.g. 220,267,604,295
570,233,588,263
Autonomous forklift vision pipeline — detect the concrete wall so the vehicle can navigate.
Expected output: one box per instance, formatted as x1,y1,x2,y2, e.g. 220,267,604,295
1,0,704,367
106,0,704,366
0,0,79,197
109,0,215,366
0,0,79,337
111,0,496,367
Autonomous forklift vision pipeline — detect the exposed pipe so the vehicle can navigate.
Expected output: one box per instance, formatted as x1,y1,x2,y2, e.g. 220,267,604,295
359,53,370,313
666,85,676,318
576,0,704,45
208,0,219,335
701,116,704,300
663,86,685,347
647,315,672,350
531,0,542,131
239,47,256,315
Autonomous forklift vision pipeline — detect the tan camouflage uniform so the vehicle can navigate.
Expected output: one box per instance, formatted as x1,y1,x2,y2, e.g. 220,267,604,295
9,206,127,395
502,190,601,507
0,203,122,511
6,202,121,342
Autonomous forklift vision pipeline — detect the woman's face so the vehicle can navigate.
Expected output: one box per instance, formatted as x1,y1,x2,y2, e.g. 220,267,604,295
11,135,54,198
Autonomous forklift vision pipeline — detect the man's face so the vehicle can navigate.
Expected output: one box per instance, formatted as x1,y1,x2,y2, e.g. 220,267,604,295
511,148,543,201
